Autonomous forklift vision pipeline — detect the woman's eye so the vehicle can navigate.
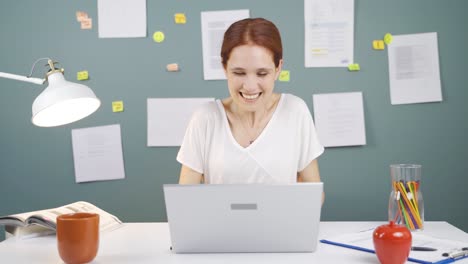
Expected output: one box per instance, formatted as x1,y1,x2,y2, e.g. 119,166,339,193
233,72,245,76
257,72,268,77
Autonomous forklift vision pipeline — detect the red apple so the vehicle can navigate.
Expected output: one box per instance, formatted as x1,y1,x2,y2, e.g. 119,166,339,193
373,221,412,264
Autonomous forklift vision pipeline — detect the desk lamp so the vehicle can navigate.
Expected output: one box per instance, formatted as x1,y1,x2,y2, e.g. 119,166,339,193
0,58,101,127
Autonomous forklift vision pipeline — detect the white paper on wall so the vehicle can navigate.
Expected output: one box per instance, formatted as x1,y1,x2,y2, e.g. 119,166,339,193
71,124,126,183
147,98,214,147
388,32,442,105
313,92,366,147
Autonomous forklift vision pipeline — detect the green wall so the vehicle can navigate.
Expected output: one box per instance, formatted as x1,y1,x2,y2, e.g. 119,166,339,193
1,0,467,241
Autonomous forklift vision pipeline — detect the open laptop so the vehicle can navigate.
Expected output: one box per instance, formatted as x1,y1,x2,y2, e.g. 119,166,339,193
163,183,323,253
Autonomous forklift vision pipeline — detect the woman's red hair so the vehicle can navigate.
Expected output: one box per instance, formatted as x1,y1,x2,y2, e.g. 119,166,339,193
221,18,283,69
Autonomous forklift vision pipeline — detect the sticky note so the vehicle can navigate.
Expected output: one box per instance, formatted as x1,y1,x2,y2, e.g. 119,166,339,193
279,70,290,82
153,31,165,43
384,33,393,45
174,13,186,24
81,18,92,30
166,63,179,72
373,40,385,50
76,11,88,22
348,64,360,71
77,71,89,81
112,101,124,112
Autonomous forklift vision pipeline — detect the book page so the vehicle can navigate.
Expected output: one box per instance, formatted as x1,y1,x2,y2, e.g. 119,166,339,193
0,201,122,232
5,225,55,240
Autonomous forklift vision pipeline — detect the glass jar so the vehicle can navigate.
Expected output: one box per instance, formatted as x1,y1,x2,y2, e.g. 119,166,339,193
388,164,424,231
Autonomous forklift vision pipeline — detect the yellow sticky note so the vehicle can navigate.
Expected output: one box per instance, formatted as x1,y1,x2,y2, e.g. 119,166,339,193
279,70,290,82
112,101,124,112
373,40,385,50
384,33,393,45
77,71,89,81
348,64,360,71
174,13,186,24
153,31,165,43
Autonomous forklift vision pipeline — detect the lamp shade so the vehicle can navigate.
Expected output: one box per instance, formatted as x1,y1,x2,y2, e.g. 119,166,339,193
31,71,101,127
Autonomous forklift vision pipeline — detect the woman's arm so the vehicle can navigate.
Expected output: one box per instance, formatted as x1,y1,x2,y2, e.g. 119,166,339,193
179,165,204,184
297,159,325,204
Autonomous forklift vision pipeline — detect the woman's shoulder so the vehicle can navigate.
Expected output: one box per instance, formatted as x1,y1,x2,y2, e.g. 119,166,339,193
281,93,309,112
193,100,219,113
191,100,224,122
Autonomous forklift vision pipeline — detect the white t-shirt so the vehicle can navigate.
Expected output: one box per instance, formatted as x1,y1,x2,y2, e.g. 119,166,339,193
177,93,324,184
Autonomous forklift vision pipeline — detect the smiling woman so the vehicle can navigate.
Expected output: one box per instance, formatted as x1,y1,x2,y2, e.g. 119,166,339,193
177,18,324,198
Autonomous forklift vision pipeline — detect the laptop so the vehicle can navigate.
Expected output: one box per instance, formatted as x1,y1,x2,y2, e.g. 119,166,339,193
163,183,323,253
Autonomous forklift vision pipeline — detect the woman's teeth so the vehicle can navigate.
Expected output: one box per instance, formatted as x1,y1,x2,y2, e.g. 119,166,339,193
242,93,260,100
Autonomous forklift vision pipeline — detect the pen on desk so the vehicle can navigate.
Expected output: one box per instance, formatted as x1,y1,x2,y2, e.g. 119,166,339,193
411,246,437,251
442,248,468,258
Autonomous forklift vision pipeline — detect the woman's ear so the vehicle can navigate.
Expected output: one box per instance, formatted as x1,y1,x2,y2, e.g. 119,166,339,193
275,59,284,80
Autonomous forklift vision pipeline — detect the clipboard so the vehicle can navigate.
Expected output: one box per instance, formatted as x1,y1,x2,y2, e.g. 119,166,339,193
320,239,429,263
320,230,468,264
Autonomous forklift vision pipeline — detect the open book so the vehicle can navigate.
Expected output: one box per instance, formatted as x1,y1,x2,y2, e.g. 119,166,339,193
0,201,123,239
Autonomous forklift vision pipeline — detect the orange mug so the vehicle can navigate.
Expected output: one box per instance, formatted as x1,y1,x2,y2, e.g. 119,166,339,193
56,213,99,264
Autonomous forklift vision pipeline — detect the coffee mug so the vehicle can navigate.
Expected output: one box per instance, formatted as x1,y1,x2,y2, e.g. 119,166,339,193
56,213,99,264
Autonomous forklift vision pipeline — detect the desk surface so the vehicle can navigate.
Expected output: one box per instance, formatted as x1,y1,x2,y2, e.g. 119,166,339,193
0,221,467,263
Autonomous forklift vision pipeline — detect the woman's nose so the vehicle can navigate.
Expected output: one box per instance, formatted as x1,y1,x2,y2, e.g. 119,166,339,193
242,76,258,91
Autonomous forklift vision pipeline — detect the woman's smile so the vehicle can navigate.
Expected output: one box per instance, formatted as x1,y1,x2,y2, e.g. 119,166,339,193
240,92,261,101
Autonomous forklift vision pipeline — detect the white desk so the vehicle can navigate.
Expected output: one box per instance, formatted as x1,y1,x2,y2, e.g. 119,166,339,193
1,222,467,263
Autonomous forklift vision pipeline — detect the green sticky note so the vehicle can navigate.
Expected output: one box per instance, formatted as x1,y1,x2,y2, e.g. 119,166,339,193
384,33,393,45
153,31,165,43
279,70,290,82
348,64,360,71
112,101,124,112
77,71,89,81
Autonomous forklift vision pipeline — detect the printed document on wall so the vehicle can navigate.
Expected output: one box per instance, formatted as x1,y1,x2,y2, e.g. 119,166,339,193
201,9,249,80
147,98,214,146
313,92,366,147
98,0,146,38
388,32,442,105
71,124,126,183
304,0,354,67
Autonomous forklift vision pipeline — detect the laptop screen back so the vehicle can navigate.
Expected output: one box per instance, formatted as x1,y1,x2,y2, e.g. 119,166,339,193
163,183,323,253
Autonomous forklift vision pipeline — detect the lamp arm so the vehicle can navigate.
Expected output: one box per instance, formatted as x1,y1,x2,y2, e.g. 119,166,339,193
0,57,53,85
0,71,45,85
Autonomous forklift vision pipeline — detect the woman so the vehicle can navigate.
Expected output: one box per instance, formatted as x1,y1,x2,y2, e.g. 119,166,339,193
177,18,324,194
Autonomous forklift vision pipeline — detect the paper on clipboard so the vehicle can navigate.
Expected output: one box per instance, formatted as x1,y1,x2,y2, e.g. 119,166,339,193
321,229,468,263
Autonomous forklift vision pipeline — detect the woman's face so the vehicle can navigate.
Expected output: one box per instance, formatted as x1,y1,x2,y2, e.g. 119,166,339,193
224,44,282,112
